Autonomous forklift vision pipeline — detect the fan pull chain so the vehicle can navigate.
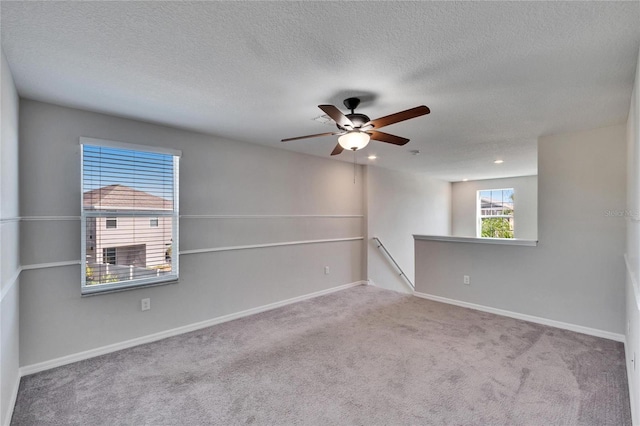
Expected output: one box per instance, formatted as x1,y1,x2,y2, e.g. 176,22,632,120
353,150,356,184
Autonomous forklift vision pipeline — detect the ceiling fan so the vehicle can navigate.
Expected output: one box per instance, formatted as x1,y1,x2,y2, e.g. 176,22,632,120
282,97,430,156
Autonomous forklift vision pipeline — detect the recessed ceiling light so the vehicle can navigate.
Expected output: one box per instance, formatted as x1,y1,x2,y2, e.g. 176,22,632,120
368,155,377,160
494,159,504,164
462,178,468,182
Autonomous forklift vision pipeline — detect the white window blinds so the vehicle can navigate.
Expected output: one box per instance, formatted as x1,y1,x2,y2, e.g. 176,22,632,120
81,138,180,294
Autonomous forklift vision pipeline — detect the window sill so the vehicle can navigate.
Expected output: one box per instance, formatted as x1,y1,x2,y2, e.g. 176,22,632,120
413,235,538,247
81,278,179,297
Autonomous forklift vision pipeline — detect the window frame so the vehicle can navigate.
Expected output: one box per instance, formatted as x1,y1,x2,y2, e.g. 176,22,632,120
80,137,181,295
103,247,116,265
476,187,515,239
106,217,117,229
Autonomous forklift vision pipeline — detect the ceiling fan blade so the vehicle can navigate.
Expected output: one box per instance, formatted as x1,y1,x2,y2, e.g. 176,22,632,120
365,105,430,129
368,130,410,146
330,143,344,156
319,105,354,129
281,132,337,142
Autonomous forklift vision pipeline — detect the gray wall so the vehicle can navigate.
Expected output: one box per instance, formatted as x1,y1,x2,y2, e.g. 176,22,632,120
366,166,450,293
625,44,640,424
452,176,538,240
0,49,20,425
416,124,627,334
19,100,365,366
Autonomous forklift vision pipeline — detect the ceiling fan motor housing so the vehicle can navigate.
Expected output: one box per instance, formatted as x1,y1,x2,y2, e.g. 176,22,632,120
337,113,370,131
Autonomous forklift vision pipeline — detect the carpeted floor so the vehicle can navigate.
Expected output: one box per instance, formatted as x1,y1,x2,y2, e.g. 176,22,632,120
12,285,630,425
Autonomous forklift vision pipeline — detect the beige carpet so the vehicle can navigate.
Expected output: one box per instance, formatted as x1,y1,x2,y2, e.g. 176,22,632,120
12,285,630,425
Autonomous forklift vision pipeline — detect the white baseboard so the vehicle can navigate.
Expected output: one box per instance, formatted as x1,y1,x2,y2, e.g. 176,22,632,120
624,258,639,426
3,374,21,426
627,350,637,426
19,281,367,376
413,291,625,343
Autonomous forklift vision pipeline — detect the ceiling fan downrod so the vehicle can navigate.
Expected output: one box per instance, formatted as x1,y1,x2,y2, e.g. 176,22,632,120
343,97,361,115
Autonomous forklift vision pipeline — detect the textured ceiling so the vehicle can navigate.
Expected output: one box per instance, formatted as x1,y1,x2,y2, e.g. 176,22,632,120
2,1,639,181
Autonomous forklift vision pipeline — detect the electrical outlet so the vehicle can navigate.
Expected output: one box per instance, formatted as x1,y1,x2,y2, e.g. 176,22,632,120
324,266,330,275
463,275,470,285
141,298,151,311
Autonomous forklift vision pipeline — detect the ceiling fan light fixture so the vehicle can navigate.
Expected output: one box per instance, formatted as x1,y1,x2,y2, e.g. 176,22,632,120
338,131,370,151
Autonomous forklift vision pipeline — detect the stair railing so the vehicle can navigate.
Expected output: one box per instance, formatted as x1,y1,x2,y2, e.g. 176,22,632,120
372,237,414,290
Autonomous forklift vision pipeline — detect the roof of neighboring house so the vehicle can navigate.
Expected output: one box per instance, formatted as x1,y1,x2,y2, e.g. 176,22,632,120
83,184,172,210
480,197,513,210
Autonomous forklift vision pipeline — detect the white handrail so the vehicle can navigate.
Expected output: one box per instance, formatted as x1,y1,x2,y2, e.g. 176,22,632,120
372,237,414,290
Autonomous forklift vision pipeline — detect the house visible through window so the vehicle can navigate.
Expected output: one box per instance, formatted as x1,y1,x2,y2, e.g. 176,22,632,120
477,188,514,238
81,138,181,294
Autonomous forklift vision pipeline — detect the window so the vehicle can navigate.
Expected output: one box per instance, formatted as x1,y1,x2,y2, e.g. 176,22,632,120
103,247,116,264
477,188,514,238
81,137,181,294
